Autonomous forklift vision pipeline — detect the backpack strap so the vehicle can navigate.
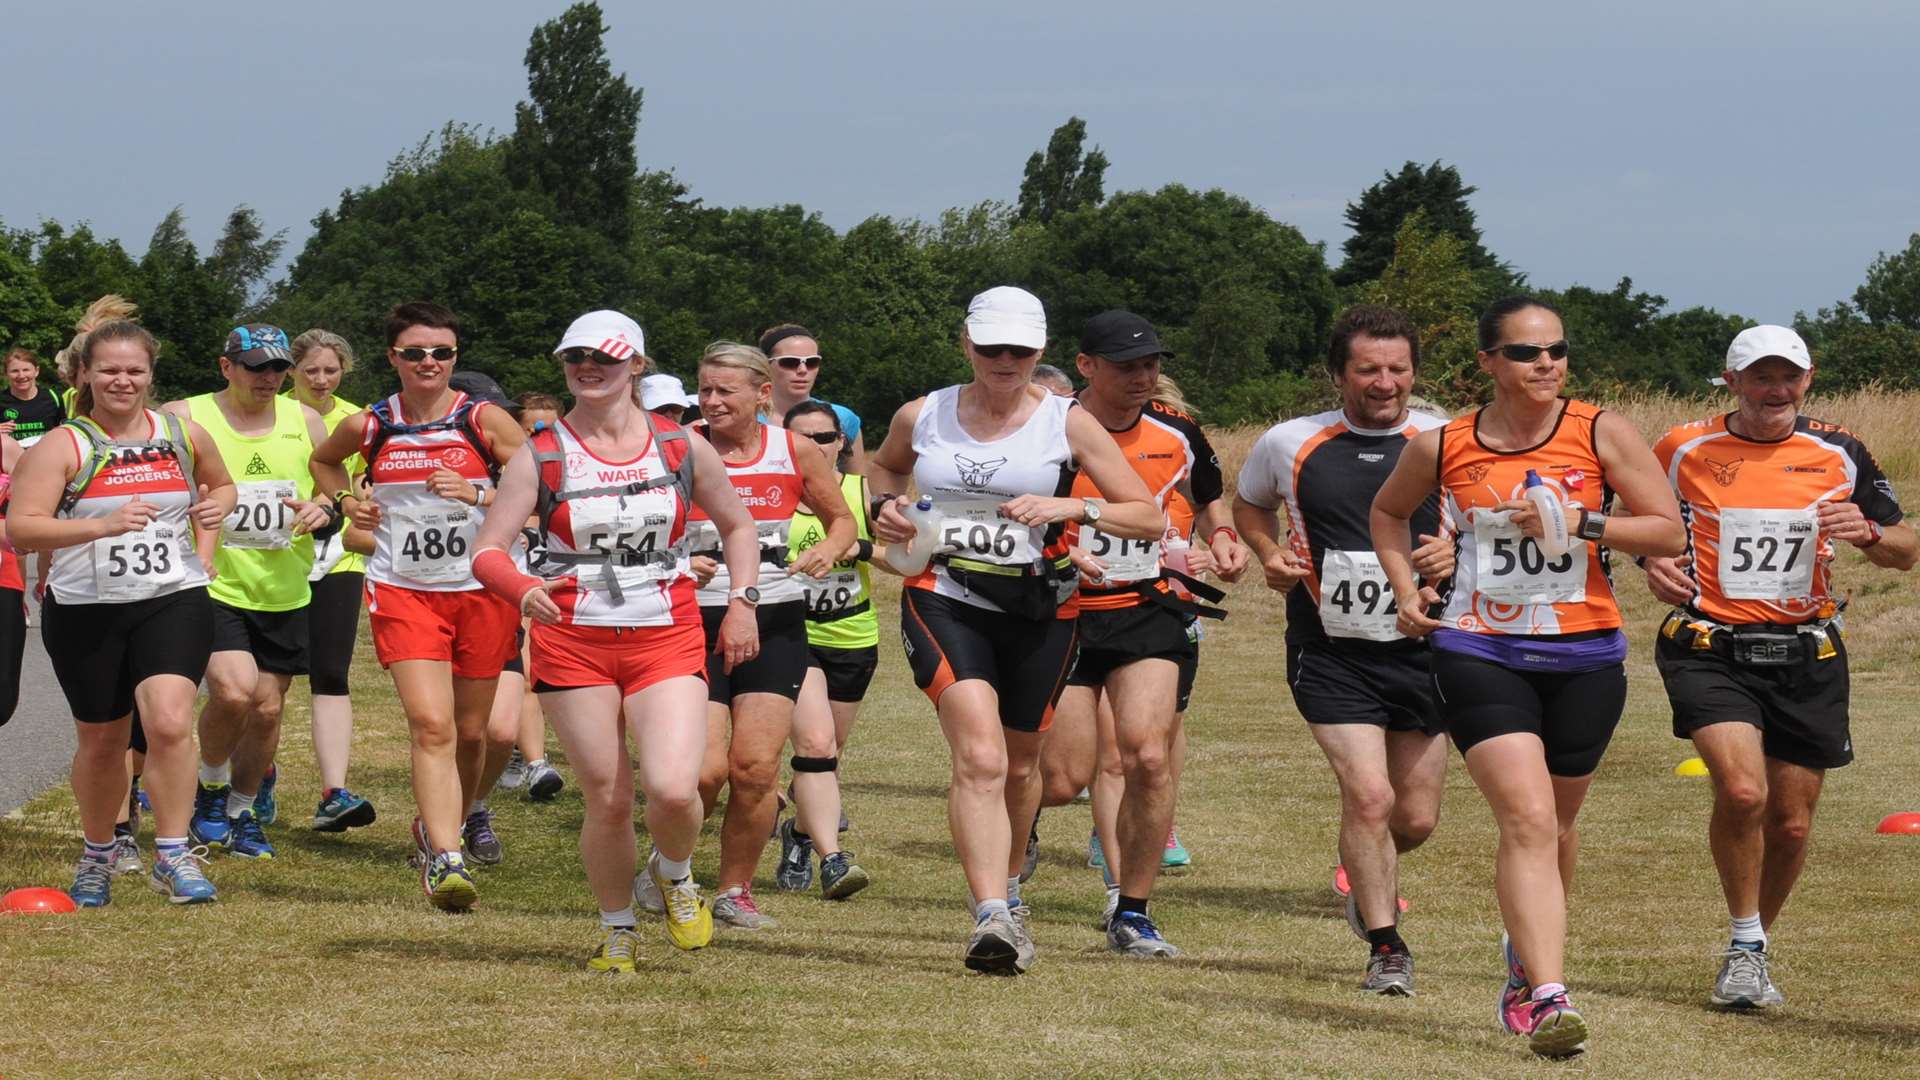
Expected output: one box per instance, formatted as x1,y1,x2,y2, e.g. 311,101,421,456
522,418,687,604
159,409,195,492
56,417,111,515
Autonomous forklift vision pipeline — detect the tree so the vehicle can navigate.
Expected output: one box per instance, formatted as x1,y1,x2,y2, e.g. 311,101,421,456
135,208,243,399
1358,210,1486,405
1851,232,1920,329
505,1,643,242
26,222,141,313
0,245,67,357
1015,117,1109,226
205,206,287,314
1335,161,1503,287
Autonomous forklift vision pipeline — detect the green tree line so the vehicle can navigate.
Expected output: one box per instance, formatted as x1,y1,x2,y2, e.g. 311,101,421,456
5,2,1920,426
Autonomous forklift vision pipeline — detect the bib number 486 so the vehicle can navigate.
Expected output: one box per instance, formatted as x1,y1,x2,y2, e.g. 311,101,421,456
400,527,466,563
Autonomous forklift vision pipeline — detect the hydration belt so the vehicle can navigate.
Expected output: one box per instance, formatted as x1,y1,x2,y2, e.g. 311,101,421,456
1659,607,1841,667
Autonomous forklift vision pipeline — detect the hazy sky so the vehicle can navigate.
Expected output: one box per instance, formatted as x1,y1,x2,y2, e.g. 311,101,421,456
5,1,1916,322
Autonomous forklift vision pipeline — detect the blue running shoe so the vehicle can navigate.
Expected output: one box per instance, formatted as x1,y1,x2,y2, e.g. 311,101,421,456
1107,910,1182,958
1087,830,1105,869
149,846,218,904
190,783,232,849
255,767,278,826
312,787,376,832
69,856,114,908
1161,826,1192,870
227,810,276,859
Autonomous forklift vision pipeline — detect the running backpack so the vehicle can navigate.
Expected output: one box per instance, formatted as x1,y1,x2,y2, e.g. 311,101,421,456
362,395,501,482
525,409,695,603
58,412,197,515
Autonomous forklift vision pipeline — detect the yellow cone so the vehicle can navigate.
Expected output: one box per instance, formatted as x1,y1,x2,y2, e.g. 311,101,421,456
1674,757,1711,777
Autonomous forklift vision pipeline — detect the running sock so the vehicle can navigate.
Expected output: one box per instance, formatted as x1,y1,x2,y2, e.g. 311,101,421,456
1366,926,1408,953
469,800,486,816
198,761,231,787
81,838,115,864
974,898,1010,922
154,837,189,861
656,851,693,882
1730,913,1767,950
1531,982,1568,1002
1006,876,1022,906
600,906,636,929
227,790,257,819
1117,894,1150,918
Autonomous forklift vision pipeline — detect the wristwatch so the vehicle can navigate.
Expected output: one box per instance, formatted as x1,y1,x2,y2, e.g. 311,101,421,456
729,585,761,607
1575,507,1607,543
1081,498,1102,525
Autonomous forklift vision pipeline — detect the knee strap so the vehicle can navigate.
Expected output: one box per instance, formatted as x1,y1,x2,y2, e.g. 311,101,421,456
790,754,838,774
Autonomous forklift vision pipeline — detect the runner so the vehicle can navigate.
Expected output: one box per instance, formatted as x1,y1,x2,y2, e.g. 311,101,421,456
474,310,762,968
494,392,566,802
759,324,867,474
641,374,696,424
1,347,67,444
0,433,27,728
1642,325,1914,1009
772,400,875,899
170,325,335,861
867,285,1163,975
310,301,525,911
288,329,379,832
1370,296,1685,1057
1234,304,1452,994
1032,364,1075,398
686,342,854,929
8,316,236,906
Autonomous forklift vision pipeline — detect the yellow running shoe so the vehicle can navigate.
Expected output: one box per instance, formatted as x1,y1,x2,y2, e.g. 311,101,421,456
424,851,478,913
650,855,713,951
588,926,641,973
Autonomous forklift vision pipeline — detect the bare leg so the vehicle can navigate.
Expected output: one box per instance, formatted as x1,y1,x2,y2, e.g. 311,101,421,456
1758,759,1825,930
789,668,844,857
716,692,794,889
310,694,355,791
938,680,1014,905
1109,658,1181,903
1463,733,1593,988
134,675,201,839
541,684,635,912
1039,685,1098,809
628,675,709,866
390,660,461,852
231,671,291,797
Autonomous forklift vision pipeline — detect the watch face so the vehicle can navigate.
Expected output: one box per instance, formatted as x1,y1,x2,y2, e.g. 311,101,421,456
743,586,761,603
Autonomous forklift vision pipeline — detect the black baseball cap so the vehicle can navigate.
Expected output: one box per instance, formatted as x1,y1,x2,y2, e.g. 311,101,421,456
449,370,521,415
1080,310,1173,363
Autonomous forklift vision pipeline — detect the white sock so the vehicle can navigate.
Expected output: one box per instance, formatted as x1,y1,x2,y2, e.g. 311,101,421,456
656,850,692,881
1731,912,1766,948
469,800,485,816
198,761,231,787
1006,876,1022,905
527,758,548,770
601,906,636,929
227,790,257,819
975,897,1010,921
1532,981,1567,1001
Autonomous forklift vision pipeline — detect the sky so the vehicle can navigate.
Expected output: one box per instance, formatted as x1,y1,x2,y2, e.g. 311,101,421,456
4,0,1917,323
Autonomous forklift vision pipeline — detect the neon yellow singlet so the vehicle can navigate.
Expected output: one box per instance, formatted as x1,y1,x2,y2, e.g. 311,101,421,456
187,393,315,612
787,471,878,650
313,396,365,577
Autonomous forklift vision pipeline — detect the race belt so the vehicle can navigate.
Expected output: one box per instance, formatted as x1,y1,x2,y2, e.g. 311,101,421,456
1659,608,1840,667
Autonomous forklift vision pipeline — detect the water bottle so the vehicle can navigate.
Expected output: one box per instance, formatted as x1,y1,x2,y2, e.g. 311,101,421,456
887,497,941,575
1524,469,1571,557
1161,535,1192,577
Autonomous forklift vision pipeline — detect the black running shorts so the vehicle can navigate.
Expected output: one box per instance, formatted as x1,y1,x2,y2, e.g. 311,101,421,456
1288,642,1442,735
306,571,363,696
1656,630,1852,770
43,588,214,724
1067,602,1195,697
0,586,21,727
211,599,310,676
705,600,808,704
1429,648,1625,777
900,588,1079,733
808,643,879,703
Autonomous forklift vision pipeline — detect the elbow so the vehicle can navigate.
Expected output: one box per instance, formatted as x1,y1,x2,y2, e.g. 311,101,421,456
1651,518,1688,558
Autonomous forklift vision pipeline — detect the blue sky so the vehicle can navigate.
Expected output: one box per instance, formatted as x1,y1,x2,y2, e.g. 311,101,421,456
4,0,1915,322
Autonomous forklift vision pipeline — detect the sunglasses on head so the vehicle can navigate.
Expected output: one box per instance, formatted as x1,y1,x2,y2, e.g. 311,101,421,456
559,347,630,367
774,355,823,372
394,346,458,363
798,430,841,445
974,344,1039,361
1491,340,1570,363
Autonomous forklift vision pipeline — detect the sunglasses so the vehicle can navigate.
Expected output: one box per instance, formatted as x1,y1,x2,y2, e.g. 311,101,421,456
394,346,458,363
974,344,1039,361
243,359,294,373
774,355,823,372
1491,340,1570,363
559,347,630,367
798,430,842,445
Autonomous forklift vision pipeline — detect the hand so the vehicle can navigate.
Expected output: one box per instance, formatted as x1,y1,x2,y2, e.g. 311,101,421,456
871,496,915,544
715,603,760,674
188,485,226,532
347,496,382,531
427,468,479,506
1643,555,1697,607
1817,500,1877,546
689,555,719,588
198,552,219,581
1394,586,1445,638
105,498,159,537
998,494,1079,528
519,578,565,625
1491,499,1546,541
0,422,15,436
1411,533,1454,580
1181,543,1216,577
284,497,334,537
1208,535,1250,583
1260,549,1311,593
788,546,835,580
1070,548,1107,584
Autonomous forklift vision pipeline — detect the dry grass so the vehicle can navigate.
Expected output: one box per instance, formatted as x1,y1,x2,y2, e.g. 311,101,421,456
3,392,1920,1078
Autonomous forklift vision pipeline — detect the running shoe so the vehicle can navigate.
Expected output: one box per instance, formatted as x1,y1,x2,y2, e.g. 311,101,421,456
775,818,814,892
496,748,528,791
838,809,850,834
1094,886,1120,930
648,854,713,950
1333,863,1351,898
633,852,666,916
1711,945,1777,1010
1498,933,1533,1034
462,805,503,866
312,787,376,832
1019,818,1039,884
69,856,114,908
1361,946,1414,996
226,809,275,859
255,766,278,826
965,909,1021,976
1087,830,1106,870
525,758,564,802
1108,910,1181,958
588,926,641,974
1161,826,1192,870
1010,902,1038,972
423,851,478,912
712,886,777,930
819,850,870,900
409,815,431,868
1527,992,1589,1059
149,846,217,904
110,834,143,876
189,782,232,849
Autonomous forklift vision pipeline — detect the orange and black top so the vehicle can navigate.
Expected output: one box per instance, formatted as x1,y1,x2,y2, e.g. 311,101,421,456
1437,398,1620,636
1652,413,1902,626
1067,399,1221,612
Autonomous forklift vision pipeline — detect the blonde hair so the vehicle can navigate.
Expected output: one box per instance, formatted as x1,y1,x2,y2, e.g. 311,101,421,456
56,294,140,390
1152,374,1197,417
698,341,772,388
291,328,355,373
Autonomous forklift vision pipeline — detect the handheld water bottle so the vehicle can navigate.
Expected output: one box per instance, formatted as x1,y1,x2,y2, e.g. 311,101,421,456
887,497,941,575
1523,469,1572,557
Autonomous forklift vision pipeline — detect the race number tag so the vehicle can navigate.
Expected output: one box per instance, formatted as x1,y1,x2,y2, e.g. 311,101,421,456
1317,550,1401,641
1717,508,1817,600
800,569,861,615
1473,512,1584,605
389,504,474,585
224,480,297,550
932,497,1038,565
94,521,189,601
569,495,677,592
1076,525,1161,583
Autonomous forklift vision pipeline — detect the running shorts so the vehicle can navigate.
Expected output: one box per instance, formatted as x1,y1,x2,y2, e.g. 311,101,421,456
808,643,879,703
211,599,310,676
43,588,214,724
1656,630,1852,770
705,600,808,704
1066,602,1196,703
900,587,1079,734
532,619,706,698
1288,642,1442,735
306,571,363,696
1429,649,1625,777
0,586,21,727
366,581,518,680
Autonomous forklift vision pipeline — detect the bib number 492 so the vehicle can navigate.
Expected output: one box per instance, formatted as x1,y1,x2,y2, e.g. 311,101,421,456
1326,576,1396,617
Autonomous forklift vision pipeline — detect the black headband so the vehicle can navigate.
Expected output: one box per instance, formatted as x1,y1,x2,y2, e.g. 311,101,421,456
759,325,814,354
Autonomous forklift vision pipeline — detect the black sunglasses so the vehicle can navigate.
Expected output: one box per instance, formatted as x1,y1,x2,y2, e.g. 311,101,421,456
774,355,823,371
559,347,631,367
975,344,1039,361
798,430,841,445
394,346,458,363
1491,340,1570,363
243,359,294,373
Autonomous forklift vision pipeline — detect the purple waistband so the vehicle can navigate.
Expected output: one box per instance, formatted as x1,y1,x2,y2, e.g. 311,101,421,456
1431,628,1627,673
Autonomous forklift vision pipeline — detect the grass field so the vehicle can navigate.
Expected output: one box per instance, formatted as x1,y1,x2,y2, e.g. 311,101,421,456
4,393,1920,1078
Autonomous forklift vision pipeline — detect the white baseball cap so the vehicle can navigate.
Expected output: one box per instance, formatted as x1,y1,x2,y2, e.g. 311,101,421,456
965,286,1047,350
641,373,695,411
1724,324,1811,375
554,310,645,360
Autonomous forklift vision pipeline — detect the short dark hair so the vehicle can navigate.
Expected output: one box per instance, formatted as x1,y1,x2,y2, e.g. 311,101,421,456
1326,304,1421,375
385,301,462,349
1476,295,1563,352
782,399,841,432
516,391,563,413
758,323,815,355
5,346,41,370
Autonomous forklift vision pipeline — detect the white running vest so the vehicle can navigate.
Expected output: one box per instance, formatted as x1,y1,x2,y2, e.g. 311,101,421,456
537,420,695,628
363,393,496,592
45,410,210,605
686,423,806,607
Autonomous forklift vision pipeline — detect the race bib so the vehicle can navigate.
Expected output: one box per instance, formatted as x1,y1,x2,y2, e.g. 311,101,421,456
800,569,862,616
569,495,679,592
389,504,474,585
310,532,347,581
932,496,1039,565
1317,550,1401,641
1718,508,1818,600
225,480,298,550
1473,512,1584,606
1076,525,1161,583
94,521,190,601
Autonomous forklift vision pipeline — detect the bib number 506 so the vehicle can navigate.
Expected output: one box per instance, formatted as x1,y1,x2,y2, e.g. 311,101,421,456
943,522,1017,559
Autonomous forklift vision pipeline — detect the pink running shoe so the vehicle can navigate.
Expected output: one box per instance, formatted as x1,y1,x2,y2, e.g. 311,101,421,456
1498,933,1534,1034
1333,864,1351,898
1526,992,1589,1058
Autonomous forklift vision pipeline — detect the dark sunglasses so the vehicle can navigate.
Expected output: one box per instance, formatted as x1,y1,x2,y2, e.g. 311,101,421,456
798,430,841,445
975,344,1039,361
244,359,294,373
1491,340,1570,363
559,347,630,367
774,355,823,372
394,346,458,363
